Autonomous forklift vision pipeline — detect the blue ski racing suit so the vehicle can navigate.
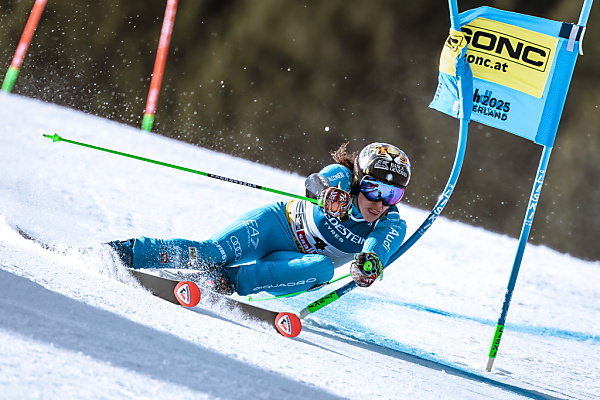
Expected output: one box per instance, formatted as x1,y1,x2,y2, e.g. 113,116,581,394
119,163,406,295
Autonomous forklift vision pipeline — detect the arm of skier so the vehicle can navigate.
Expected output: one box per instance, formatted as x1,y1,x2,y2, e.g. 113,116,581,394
350,208,407,287
305,164,353,218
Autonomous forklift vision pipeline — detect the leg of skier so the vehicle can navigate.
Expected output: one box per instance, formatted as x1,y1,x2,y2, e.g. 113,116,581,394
107,202,335,295
225,251,334,296
107,202,299,269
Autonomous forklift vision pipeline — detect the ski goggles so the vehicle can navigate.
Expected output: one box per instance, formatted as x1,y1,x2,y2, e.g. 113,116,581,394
359,176,405,206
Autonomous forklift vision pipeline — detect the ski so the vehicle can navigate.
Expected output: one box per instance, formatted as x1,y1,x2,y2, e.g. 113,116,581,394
13,226,302,338
131,269,302,338
129,269,201,307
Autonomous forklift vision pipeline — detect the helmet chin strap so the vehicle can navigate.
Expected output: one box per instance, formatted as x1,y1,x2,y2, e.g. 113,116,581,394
350,179,360,195
350,158,360,195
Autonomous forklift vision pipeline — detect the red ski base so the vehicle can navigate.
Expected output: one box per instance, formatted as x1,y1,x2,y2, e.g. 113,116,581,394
274,312,302,337
174,281,201,307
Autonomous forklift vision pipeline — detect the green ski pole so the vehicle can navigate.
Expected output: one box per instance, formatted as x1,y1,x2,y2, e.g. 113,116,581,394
43,133,318,204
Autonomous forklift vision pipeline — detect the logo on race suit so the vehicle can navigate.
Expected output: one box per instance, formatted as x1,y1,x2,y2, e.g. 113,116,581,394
328,171,346,181
294,211,305,230
244,220,260,249
459,18,558,98
214,242,227,265
253,278,317,293
325,216,365,245
313,237,328,251
188,247,198,267
297,230,317,254
230,236,243,262
382,227,401,251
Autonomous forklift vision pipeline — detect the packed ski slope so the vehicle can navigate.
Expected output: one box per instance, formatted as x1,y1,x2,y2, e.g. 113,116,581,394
0,93,598,400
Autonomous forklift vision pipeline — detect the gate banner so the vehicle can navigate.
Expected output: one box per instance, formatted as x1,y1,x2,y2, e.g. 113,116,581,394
430,6,585,147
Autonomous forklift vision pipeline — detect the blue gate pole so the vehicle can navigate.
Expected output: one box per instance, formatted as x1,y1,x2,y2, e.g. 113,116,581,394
295,0,470,319
486,146,552,371
486,0,593,372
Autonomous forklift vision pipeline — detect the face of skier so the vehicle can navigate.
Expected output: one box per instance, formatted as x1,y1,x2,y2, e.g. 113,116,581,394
357,192,389,222
356,175,404,222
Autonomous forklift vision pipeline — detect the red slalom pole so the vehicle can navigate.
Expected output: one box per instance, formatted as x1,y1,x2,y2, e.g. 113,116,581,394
2,0,48,92
141,0,178,132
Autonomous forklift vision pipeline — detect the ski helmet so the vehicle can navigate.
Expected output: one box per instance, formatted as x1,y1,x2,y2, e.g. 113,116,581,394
353,143,411,191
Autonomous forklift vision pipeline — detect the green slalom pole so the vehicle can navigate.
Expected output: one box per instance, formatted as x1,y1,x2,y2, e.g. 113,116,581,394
43,133,318,204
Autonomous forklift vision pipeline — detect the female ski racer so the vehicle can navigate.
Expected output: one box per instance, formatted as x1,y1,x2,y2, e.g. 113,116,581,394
108,142,411,296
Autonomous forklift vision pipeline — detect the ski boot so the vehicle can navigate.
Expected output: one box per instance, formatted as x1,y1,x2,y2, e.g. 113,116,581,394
188,268,236,295
105,239,135,268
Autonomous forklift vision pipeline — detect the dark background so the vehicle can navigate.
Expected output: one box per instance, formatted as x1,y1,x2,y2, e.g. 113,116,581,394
1,0,598,260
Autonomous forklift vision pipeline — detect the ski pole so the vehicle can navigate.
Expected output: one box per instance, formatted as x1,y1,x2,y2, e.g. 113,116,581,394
141,0,178,132
42,133,318,204
2,0,48,92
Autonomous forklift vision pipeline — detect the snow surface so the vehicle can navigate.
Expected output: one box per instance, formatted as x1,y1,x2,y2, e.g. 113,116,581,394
0,93,598,400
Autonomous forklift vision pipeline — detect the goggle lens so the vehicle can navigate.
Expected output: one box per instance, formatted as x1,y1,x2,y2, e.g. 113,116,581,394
359,176,405,206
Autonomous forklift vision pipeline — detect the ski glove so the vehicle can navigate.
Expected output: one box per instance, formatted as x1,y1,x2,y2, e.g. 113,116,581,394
350,252,383,287
317,186,351,219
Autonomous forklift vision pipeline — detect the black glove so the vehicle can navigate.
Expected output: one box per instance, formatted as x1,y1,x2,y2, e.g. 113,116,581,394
318,186,351,219
350,252,383,287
